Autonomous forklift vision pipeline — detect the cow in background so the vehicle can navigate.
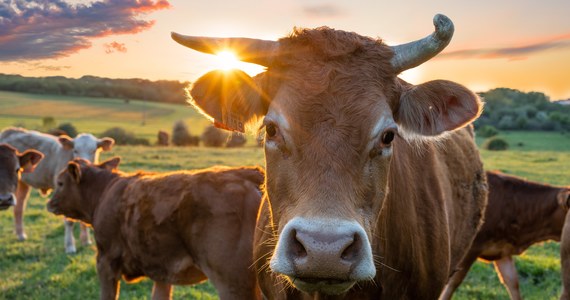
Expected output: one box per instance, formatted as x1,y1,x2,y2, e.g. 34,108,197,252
0,127,114,253
47,158,263,300
440,171,570,300
0,144,43,210
172,14,488,299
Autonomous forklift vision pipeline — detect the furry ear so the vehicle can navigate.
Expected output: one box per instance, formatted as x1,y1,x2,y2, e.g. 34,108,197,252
97,137,115,151
99,157,121,171
58,135,74,150
18,149,44,173
67,162,82,183
558,189,570,209
395,79,483,136
189,69,269,133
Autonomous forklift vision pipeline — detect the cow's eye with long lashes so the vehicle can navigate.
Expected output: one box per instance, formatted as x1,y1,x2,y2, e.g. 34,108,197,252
266,123,278,138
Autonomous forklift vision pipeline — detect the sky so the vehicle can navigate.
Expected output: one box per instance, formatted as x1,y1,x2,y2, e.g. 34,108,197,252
1,0,570,100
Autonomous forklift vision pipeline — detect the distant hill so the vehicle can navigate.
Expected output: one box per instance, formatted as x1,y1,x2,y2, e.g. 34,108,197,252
0,73,190,105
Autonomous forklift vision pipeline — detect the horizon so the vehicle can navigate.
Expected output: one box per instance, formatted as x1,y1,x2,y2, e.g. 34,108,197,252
1,0,570,100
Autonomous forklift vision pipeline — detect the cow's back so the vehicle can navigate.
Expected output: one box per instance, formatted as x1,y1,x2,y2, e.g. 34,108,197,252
378,126,487,299
0,127,70,189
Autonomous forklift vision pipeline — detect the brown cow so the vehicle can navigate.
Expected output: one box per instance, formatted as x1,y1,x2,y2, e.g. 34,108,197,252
440,171,570,300
0,144,43,210
172,14,488,299
559,200,570,300
47,158,263,300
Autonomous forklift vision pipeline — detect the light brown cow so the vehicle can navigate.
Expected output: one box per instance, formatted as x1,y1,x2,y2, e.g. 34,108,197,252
440,171,570,300
0,144,43,210
47,157,263,300
172,14,488,299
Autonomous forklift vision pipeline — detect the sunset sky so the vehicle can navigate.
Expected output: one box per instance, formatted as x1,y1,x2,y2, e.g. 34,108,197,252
1,0,570,100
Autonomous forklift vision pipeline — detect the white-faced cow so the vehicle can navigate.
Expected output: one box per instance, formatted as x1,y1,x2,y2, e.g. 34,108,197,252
172,14,488,299
0,127,114,253
47,158,264,300
0,144,44,210
440,171,570,300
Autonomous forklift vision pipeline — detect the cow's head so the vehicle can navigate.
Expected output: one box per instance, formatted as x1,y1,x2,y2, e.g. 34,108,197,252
47,157,120,220
0,144,43,210
173,14,482,295
59,134,115,164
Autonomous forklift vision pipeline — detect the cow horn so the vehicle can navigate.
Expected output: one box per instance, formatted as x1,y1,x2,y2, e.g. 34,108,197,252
390,14,454,73
171,32,278,66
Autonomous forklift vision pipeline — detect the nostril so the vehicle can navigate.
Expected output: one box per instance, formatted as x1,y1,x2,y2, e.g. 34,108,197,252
290,229,308,258
341,233,362,261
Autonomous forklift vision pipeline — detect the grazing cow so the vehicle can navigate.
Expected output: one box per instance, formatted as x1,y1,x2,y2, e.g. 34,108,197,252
0,127,114,253
0,144,43,210
47,158,264,300
172,14,488,299
440,171,570,300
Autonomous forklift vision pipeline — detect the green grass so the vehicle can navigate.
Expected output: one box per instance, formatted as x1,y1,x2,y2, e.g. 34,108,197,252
1,91,569,299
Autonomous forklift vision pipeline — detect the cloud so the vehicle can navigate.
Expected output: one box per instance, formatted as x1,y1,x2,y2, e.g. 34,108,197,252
439,33,570,61
303,4,345,18
104,41,128,54
25,62,72,72
0,0,170,61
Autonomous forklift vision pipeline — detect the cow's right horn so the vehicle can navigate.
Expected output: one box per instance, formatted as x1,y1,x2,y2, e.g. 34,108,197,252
389,14,454,73
171,33,278,67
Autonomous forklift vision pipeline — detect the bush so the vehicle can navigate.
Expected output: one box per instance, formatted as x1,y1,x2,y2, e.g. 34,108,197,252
483,137,509,151
57,122,78,137
226,132,247,148
171,121,194,146
100,127,149,145
201,125,228,147
42,116,56,129
477,125,498,138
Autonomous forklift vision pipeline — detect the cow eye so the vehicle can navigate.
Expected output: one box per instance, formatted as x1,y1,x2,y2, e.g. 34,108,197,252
382,130,395,145
57,181,63,187
266,123,278,138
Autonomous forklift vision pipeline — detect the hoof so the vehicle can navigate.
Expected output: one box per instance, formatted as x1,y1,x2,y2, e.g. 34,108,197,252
65,246,77,254
17,233,27,241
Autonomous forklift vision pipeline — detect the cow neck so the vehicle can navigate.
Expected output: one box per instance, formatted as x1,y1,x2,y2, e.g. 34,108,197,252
79,168,121,224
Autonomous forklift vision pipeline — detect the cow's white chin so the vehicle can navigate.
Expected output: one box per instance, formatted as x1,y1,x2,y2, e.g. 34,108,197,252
290,277,356,295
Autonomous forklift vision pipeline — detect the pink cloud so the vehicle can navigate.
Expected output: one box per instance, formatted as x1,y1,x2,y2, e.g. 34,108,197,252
105,42,128,54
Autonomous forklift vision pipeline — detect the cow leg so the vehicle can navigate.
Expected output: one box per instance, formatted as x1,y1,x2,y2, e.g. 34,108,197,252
97,255,121,300
14,180,31,241
64,219,77,254
439,254,478,300
151,282,173,300
80,223,92,245
493,256,522,300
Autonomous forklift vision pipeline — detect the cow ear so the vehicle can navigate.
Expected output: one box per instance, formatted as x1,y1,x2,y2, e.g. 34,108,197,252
97,137,115,151
19,150,44,173
395,79,483,136
67,162,82,183
189,69,269,133
99,157,121,171
558,190,570,209
58,135,74,150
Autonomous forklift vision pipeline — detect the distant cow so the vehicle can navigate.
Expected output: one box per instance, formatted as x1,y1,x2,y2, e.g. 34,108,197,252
0,127,114,253
47,158,264,300
0,144,43,210
440,171,570,300
173,14,488,298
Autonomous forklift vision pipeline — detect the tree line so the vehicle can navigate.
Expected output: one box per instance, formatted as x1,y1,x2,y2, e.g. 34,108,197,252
0,73,189,105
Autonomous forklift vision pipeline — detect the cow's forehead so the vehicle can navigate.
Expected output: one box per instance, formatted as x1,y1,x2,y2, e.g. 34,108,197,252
73,134,98,150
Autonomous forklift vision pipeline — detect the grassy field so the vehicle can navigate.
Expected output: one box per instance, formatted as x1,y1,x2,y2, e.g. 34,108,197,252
1,91,569,299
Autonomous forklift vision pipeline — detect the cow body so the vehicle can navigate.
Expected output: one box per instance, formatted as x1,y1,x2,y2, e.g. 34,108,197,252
173,14,487,299
48,158,263,300
0,144,43,210
0,127,114,252
440,171,570,300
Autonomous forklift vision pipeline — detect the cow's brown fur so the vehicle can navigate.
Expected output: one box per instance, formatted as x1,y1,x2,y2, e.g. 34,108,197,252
47,158,264,300
187,26,487,299
0,144,43,210
441,171,570,300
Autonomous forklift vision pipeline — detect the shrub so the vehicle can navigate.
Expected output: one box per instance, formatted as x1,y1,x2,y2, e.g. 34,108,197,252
42,116,56,129
171,121,193,146
57,122,78,137
483,137,509,151
226,132,247,148
157,130,169,146
477,125,498,138
201,125,228,147
100,127,149,146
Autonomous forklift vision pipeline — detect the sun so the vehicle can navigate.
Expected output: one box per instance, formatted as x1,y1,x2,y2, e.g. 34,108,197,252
215,51,241,70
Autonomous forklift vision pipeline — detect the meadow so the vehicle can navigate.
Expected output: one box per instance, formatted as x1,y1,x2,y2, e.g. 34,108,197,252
0,91,569,299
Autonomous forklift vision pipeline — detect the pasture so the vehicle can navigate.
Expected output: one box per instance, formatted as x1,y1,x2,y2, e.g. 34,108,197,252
0,91,569,299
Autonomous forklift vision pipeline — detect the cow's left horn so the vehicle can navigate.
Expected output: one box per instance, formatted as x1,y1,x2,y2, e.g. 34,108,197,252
171,32,278,66
390,14,454,73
